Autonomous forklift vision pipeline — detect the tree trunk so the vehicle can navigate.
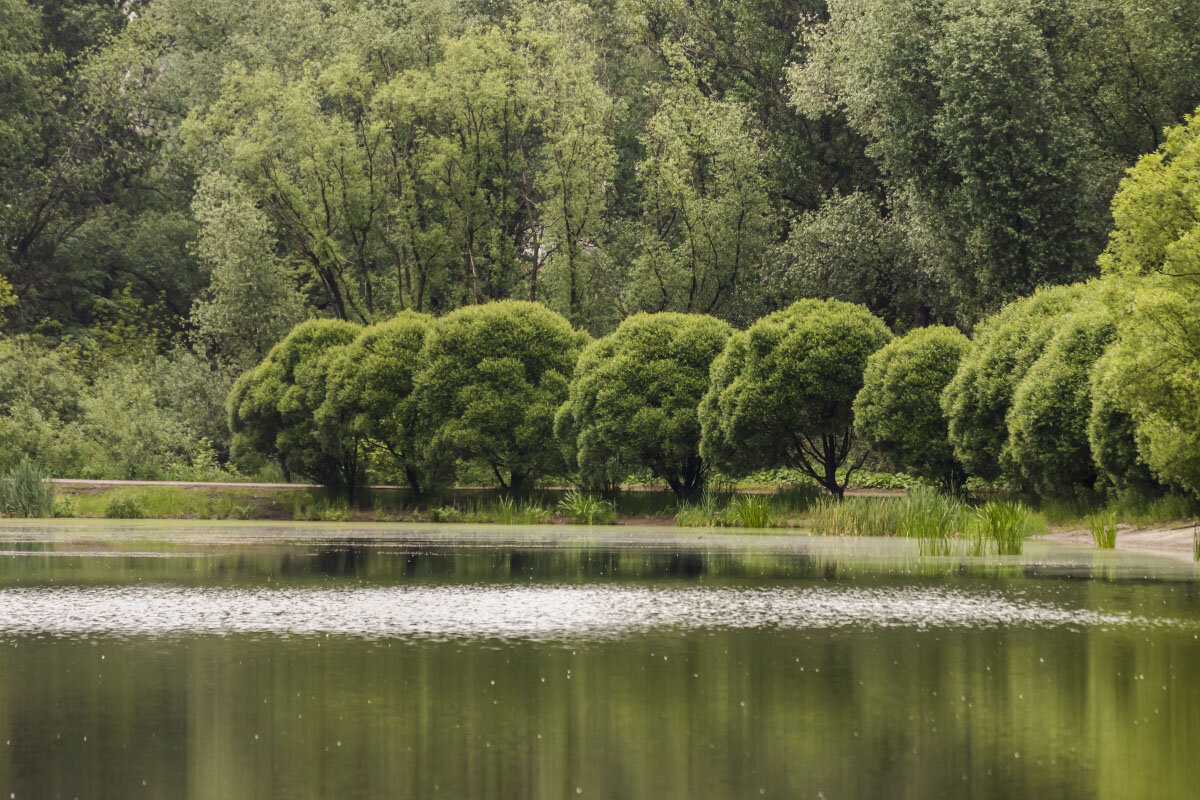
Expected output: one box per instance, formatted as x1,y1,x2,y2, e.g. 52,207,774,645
404,466,423,498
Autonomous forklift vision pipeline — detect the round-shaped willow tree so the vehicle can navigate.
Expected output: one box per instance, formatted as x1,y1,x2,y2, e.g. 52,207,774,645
699,299,893,498
320,311,436,496
853,325,970,491
941,282,1093,481
1006,309,1115,492
413,301,589,493
555,312,732,499
227,318,362,490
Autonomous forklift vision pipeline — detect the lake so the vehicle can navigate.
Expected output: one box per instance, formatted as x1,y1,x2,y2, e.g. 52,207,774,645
0,521,1198,799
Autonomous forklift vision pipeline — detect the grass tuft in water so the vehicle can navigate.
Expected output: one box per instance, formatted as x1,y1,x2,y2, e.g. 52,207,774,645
897,489,964,556
974,501,1040,556
0,461,55,518
558,490,616,525
729,495,777,528
1088,511,1118,549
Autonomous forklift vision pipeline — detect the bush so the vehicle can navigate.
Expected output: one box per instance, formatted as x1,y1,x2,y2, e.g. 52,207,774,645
854,326,970,491
556,312,731,499
1006,309,1115,492
1087,345,1160,492
228,319,363,492
320,312,437,495
414,301,589,493
942,283,1093,481
0,461,55,518
700,299,893,497
104,495,145,519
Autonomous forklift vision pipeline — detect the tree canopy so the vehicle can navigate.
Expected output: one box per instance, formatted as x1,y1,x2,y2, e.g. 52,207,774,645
556,312,732,498
699,299,892,497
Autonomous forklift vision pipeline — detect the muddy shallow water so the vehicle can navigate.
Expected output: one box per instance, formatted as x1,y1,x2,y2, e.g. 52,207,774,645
1,521,1198,799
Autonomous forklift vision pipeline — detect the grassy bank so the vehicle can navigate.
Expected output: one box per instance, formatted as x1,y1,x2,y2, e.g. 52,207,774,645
6,469,1199,560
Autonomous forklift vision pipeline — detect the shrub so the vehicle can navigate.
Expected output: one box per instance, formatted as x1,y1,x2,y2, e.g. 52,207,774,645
414,301,589,493
104,495,145,519
0,461,55,518
700,299,893,498
320,312,437,495
942,283,1093,481
556,312,731,499
854,326,970,491
1087,346,1159,492
228,319,363,492
1007,309,1116,492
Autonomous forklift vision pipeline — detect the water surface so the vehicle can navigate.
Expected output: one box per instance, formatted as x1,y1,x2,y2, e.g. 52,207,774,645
1,521,1198,799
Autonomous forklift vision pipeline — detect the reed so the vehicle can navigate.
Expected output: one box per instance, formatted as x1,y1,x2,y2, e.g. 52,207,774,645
897,489,964,556
729,495,776,528
557,490,616,525
1088,511,1117,549
974,501,1037,556
0,461,55,518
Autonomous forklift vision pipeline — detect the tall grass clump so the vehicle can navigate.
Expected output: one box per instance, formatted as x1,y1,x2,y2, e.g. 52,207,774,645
675,490,728,527
975,501,1040,555
0,461,55,518
896,489,964,556
808,496,903,536
558,490,616,525
729,495,776,528
104,495,145,519
1088,511,1117,549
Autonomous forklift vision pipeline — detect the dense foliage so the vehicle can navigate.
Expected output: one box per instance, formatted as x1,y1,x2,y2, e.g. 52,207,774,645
227,319,362,489
699,299,893,498
413,301,588,493
556,313,732,498
1095,110,1200,496
853,326,970,491
320,312,434,494
3,1,1200,502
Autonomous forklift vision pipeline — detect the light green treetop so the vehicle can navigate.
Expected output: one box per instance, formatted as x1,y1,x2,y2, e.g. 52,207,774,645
556,312,732,498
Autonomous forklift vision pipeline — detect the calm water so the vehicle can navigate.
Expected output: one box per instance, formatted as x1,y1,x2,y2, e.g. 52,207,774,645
1,522,1198,799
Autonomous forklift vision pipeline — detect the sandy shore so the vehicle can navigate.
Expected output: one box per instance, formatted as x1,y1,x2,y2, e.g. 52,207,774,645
1042,521,1198,561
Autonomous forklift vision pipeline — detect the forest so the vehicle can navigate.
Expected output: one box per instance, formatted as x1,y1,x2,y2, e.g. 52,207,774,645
2,0,1200,499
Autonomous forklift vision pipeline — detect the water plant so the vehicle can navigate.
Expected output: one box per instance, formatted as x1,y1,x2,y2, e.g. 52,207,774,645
897,489,964,556
729,495,776,528
493,495,517,525
0,461,55,518
558,490,616,525
808,496,904,537
675,490,729,527
974,501,1036,555
1088,511,1118,549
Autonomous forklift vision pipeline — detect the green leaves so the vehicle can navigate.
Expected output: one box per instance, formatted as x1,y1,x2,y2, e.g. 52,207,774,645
699,299,893,497
854,326,969,490
557,312,732,497
414,301,587,491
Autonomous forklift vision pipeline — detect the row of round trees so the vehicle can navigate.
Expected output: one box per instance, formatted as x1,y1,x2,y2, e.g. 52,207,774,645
231,109,1200,503
228,297,899,500
226,278,1191,503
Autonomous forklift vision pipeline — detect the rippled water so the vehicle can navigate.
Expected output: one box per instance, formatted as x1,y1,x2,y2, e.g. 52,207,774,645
0,584,1158,639
1,521,1198,800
